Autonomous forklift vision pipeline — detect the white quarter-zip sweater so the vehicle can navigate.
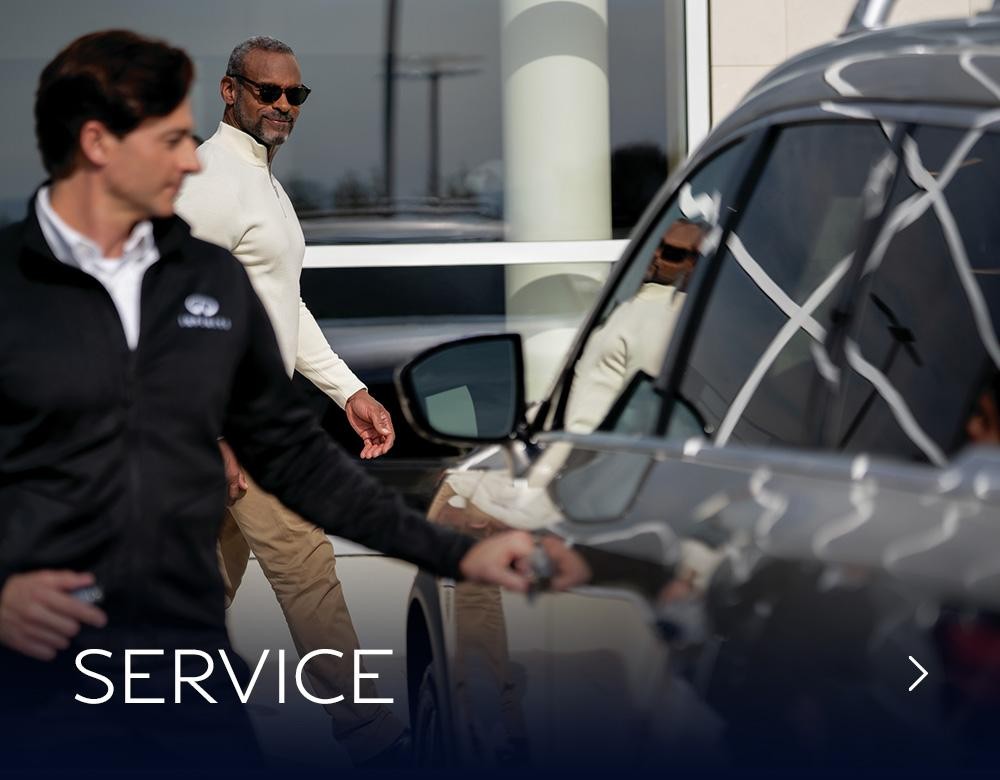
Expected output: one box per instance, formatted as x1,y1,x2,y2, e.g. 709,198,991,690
175,122,364,407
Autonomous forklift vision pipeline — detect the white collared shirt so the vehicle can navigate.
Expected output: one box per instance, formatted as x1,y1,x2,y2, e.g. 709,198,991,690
36,186,160,350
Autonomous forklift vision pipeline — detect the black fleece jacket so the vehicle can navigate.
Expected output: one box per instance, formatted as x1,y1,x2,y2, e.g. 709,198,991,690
0,200,473,640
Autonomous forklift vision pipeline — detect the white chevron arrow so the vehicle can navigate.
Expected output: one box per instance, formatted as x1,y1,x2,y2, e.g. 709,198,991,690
908,656,928,692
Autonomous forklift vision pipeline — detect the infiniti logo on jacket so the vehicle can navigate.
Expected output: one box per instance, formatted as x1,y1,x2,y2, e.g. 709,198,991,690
179,294,232,330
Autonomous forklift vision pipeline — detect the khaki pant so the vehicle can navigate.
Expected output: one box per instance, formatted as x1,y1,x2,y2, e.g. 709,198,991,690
219,476,405,764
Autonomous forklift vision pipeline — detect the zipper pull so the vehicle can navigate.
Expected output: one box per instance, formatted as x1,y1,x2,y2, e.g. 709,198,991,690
270,173,288,218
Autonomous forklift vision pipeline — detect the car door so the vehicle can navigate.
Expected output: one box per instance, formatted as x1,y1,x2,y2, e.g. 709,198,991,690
603,117,1000,765
423,139,752,766
539,118,910,765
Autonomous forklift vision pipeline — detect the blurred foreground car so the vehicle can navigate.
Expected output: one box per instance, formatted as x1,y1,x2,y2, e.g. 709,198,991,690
397,0,1000,768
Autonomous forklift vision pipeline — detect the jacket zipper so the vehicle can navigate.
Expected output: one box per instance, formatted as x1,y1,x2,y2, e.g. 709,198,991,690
70,272,144,629
121,344,143,628
119,263,161,631
83,268,149,631
268,167,288,218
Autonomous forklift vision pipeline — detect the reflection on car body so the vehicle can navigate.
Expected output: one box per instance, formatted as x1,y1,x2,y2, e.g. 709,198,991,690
397,2,1000,769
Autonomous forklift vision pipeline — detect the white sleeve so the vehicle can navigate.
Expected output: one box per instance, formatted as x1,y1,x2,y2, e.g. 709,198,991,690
174,169,244,252
295,298,366,409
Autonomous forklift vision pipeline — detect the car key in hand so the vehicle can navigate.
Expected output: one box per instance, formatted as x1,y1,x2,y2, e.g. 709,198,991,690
526,540,554,602
70,584,104,604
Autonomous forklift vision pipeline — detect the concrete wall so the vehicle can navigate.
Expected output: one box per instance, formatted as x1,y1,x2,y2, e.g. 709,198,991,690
710,0,995,123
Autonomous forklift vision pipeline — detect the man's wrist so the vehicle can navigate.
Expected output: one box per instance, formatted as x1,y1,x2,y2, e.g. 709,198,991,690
345,388,369,405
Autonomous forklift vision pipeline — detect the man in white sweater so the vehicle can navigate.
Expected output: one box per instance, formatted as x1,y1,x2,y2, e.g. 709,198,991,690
175,37,406,766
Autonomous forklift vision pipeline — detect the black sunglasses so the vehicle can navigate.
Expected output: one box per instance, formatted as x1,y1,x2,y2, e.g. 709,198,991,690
656,240,698,263
229,73,311,106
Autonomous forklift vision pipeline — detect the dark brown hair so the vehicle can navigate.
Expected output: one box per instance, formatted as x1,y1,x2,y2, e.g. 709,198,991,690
35,29,194,179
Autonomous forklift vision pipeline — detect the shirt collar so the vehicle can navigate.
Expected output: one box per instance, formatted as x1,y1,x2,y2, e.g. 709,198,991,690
35,186,156,269
212,121,270,168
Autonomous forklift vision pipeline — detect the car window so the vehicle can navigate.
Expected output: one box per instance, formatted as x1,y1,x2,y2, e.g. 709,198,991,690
558,142,746,435
667,122,897,447
831,125,1000,465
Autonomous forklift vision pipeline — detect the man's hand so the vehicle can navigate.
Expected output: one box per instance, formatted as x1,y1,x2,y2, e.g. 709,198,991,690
460,531,536,592
0,571,108,661
219,439,248,506
537,535,592,591
345,390,395,459
460,532,593,593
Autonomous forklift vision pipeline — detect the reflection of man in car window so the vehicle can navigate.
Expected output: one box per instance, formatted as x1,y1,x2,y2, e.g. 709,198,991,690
565,219,706,433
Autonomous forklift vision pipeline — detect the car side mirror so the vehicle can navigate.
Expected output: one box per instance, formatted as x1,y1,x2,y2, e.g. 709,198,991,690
396,333,526,445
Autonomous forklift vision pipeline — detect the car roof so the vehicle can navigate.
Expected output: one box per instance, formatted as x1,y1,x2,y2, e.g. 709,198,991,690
711,12,1000,143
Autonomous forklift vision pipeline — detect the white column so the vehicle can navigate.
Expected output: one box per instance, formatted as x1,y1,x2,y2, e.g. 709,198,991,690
501,0,612,399
685,0,711,147
501,0,611,240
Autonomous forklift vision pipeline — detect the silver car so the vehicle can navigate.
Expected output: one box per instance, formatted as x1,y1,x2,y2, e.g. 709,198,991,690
396,0,1000,769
